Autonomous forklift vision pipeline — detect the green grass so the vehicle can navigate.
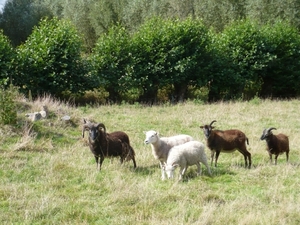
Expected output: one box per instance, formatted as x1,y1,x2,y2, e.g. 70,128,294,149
1,97,300,224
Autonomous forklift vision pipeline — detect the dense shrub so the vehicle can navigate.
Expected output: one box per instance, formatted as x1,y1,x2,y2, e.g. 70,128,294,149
0,31,14,86
213,20,266,100
91,25,132,102
260,21,300,97
0,85,17,125
130,17,212,102
215,20,300,99
15,17,94,98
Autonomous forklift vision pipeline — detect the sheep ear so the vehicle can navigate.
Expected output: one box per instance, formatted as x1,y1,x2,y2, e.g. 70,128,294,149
200,126,204,129
172,163,179,168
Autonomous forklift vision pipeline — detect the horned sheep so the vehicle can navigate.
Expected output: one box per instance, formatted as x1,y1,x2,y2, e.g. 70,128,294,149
163,141,211,181
260,127,289,165
82,119,137,170
144,130,194,180
200,120,251,168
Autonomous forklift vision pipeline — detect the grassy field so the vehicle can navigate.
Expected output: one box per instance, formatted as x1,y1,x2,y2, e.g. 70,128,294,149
1,96,300,224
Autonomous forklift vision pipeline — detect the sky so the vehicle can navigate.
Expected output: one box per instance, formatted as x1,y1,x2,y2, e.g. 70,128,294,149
0,0,6,11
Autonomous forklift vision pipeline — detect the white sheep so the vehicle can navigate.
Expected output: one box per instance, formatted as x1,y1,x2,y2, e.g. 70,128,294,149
163,141,211,181
144,130,194,180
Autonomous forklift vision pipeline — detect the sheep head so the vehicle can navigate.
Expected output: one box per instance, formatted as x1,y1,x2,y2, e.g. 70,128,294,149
260,127,276,141
82,119,106,143
144,130,159,144
162,163,178,179
200,120,217,139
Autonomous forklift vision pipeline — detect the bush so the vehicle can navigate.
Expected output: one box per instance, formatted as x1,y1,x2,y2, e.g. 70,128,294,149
213,20,266,100
131,17,212,103
0,86,17,125
91,24,132,102
0,30,14,86
15,17,92,98
260,21,300,97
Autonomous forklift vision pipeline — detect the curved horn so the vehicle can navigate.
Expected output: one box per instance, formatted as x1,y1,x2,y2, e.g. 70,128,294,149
210,120,217,126
267,127,277,133
82,124,90,138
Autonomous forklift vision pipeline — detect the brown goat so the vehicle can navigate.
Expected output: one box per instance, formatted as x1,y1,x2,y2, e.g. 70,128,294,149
82,119,137,170
200,120,251,168
260,127,289,165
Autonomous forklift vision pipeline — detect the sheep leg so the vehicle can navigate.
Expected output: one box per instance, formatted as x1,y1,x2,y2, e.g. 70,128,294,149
215,151,221,167
160,162,166,180
99,156,105,170
248,153,252,169
274,154,279,165
196,162,201,176
286,152,289,163
241,152,251,168
269,153,273,164
179,166,187,181
202,159,212,176
132,157,137,168
239,147,252,168
210,151,215,167
94,156,100,170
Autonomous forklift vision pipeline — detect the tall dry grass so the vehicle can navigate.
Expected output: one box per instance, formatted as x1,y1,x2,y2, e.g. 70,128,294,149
1,96,300,224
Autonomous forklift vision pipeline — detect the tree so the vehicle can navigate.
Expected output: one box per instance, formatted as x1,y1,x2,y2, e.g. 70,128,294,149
0,30,14,86
130,17,212,102
0,0,52,47
91,24,132,102
15,18,94,98
260,21,300,97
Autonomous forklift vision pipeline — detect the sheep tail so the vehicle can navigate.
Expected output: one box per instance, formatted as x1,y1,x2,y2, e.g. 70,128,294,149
246,137,249,145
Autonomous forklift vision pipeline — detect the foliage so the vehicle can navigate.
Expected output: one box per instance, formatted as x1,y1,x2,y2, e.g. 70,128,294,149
52,0,97,51
0,30,14,86
245,0,300,29
215,20,300,99
1,1,300,102
130,17,212,102
91,24,132,102
0,85,17,125
212,20,266,100
260,21,300,97
14,17,94,98
0,0,53,47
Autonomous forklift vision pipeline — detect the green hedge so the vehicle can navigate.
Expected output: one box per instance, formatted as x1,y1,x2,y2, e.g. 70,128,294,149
2,17,300,103
0,31,14,86
14,18,94,98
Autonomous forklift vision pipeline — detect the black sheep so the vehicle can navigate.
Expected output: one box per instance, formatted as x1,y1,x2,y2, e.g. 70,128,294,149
82,119,137,170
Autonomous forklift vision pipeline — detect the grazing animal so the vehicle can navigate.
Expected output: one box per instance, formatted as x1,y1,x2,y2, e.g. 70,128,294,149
144,130,194,180
260,127,289,165
200,120,251,168
82,119,137,170
163,141,211,181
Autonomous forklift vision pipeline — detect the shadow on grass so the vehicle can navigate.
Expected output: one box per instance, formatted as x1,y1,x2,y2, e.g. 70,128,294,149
132,164,159,176
210,166,237,177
